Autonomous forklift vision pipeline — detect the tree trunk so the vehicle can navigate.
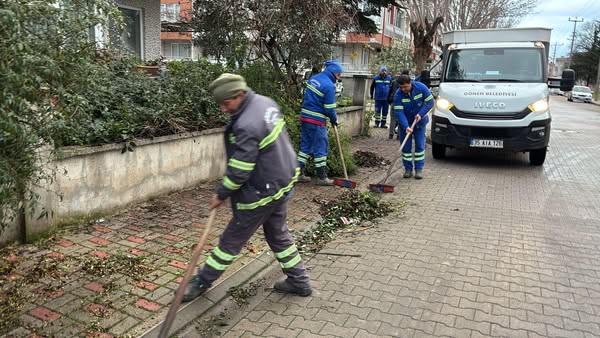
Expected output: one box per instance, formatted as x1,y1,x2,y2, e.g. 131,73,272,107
410,16,444,74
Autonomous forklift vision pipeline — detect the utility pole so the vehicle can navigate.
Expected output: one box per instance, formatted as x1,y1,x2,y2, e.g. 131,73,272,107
552,42,563,64
551,42,563,77
567,17,583,69
595,20,600,101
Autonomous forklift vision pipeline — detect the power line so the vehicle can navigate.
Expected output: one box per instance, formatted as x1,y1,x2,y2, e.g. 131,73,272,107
568,17,584,68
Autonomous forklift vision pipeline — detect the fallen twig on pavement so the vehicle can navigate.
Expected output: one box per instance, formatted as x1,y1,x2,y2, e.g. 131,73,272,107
308,252,362,257
338,226,374,234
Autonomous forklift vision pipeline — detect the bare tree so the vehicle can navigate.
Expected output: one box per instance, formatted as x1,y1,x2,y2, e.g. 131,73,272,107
444,0,538,30
192,0,355,98
404,0,449,73
403,0,538,73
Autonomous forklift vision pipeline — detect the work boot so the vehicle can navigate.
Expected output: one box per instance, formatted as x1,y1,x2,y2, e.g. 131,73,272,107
316,176,334,186
403,169,413,178
414,170,424,180
180,275,209,302
298,168,311,183
273,278,312,297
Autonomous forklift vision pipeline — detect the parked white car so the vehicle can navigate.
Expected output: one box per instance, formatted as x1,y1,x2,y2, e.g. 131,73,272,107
568,86,593,103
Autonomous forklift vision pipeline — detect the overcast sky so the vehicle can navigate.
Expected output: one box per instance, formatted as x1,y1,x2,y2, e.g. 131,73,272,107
516,0,600,59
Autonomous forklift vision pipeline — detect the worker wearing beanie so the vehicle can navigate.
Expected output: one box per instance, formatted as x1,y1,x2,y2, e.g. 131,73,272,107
370,66,392,128
297,60,343,185
182,73,312,302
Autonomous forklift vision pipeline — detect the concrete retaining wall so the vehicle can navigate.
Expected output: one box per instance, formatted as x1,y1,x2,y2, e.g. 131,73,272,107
0,107,365,246
338,106,364,137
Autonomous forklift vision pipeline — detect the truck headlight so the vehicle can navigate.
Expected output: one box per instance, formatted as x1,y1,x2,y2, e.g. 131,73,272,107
436,98,454,110
528,99,549,113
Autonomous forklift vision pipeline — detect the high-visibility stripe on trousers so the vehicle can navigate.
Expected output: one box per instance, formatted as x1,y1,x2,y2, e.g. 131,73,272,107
196,199,310,289
297,121,329,178
399,125,426,171
297,122,328,167
374,100,389,126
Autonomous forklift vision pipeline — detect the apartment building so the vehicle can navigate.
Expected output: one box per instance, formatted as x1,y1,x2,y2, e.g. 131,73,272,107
335,6,411,76
160,0,200,60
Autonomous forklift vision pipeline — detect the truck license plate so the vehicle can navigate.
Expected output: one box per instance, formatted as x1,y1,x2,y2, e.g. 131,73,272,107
470,139,504,148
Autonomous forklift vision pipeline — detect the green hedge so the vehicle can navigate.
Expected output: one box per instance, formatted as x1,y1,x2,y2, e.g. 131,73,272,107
50,59,228,147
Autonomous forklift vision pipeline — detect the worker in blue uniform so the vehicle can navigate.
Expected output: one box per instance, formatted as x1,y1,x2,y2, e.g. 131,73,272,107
370,66,392,128
297,60,343,186
393,74,434,179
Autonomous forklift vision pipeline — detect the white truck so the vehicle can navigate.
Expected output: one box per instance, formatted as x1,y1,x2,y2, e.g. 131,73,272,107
421,28,575,165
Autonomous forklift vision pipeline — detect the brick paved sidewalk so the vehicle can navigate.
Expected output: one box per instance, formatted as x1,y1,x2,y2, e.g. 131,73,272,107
180,125,600,338
0,127,400,337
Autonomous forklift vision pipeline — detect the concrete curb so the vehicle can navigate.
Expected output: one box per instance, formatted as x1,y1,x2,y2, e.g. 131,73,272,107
140,251,277,338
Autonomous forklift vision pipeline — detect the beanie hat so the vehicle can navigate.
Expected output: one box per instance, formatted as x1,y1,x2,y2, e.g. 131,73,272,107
380,66,388,72
324,60,343,74
208,73,248,102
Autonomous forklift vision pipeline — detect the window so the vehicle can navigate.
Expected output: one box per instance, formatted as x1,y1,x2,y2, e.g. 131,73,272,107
332,46,343,60
118,7,143,58
394,8,404,28
171,42,191,59
89,6,143,58
361,48,369,65
445,48,544,83
161,4,180,22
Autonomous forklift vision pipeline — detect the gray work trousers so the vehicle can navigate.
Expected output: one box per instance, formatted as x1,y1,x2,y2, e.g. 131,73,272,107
389,107,397,138
196,199,310,288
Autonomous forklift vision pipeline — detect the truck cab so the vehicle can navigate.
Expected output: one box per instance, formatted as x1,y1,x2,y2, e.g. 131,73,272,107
427,28,575,165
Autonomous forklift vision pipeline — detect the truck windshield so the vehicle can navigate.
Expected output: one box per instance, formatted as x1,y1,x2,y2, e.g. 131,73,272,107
445,48,544,83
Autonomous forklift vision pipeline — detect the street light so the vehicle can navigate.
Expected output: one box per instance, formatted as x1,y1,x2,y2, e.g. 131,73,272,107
595,20,600,102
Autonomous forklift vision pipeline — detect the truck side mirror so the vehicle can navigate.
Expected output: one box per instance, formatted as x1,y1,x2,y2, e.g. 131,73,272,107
560,69,575,92
420,70,431,87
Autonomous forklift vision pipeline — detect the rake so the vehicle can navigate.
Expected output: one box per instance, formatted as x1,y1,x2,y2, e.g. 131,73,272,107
369,118,418,193
158,208,217,338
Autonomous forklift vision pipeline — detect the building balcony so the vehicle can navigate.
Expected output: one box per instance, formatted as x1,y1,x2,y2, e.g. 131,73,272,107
341,62,371,75
161,31,192,40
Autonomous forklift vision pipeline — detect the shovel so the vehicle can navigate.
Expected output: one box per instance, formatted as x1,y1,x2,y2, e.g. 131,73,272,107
158,208,217,338
369,118,418,193
331,124,357,189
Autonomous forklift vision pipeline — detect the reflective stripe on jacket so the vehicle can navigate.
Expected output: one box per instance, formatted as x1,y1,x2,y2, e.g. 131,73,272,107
393,81,434,130
370,74,392,100
217,91,298,210
300,71,338,126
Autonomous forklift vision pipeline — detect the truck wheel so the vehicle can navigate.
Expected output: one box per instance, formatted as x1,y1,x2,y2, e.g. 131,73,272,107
432,142,446,159
529,147,547,166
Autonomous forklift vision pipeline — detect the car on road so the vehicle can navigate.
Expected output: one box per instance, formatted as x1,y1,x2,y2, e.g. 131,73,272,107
568,86,593,103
